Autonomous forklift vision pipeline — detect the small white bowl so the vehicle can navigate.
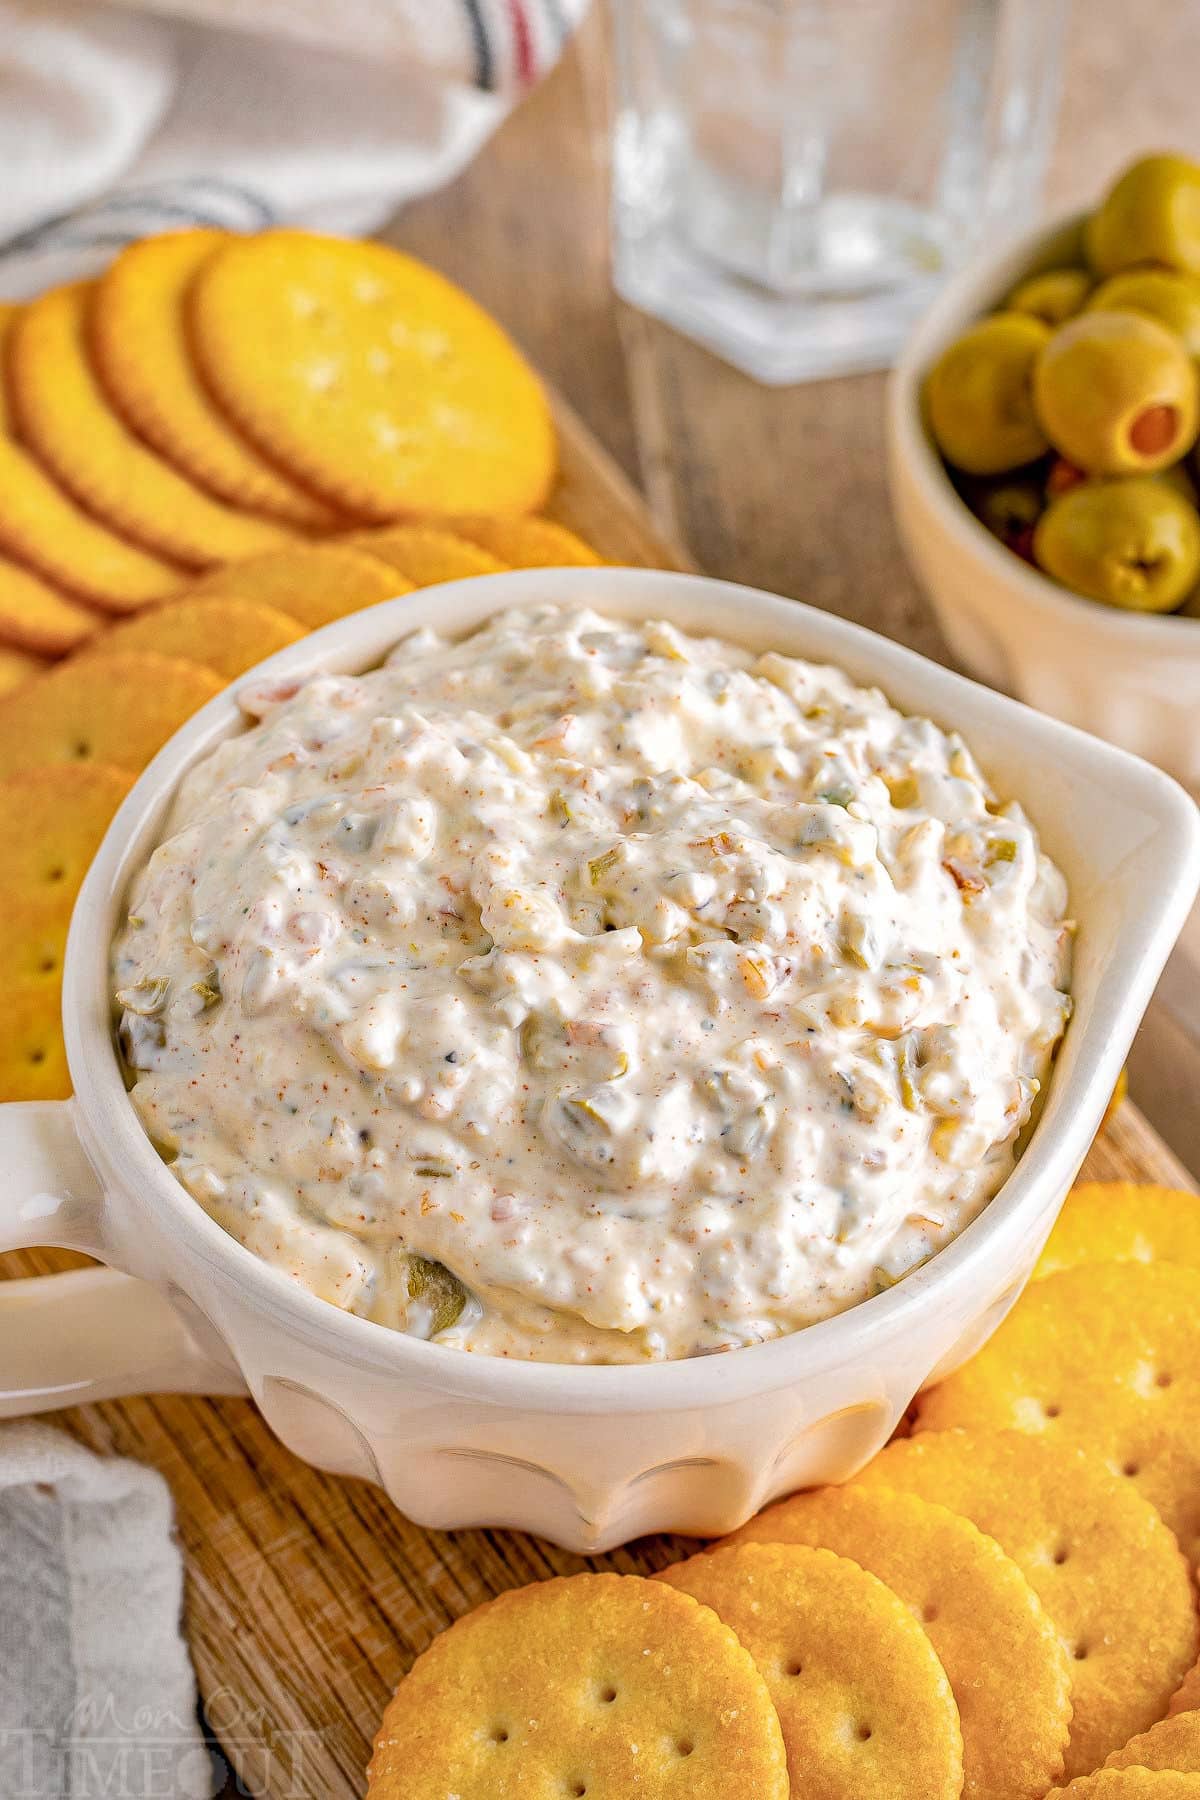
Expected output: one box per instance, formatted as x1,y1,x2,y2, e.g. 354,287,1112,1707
0,566,1196,1552
889,211,1200,798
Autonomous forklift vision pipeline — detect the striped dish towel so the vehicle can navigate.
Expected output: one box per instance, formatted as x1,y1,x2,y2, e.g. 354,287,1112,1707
0,1421,213,1800
0,0,589,296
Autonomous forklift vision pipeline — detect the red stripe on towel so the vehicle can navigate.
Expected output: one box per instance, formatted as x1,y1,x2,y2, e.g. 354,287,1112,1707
504,0,536,86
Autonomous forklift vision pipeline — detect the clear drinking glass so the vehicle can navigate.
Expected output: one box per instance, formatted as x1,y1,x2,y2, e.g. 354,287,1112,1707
610,0,1069,383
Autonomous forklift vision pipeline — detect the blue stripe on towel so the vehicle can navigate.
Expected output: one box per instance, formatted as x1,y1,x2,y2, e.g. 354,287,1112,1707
461,0,496,90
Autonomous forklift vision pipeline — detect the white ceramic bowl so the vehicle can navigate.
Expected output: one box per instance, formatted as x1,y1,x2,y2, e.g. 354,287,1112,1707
1,567,1197,1553
889,211,1200,798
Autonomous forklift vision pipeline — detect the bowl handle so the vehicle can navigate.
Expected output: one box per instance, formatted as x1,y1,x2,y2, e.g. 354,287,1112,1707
0,1100,247,1417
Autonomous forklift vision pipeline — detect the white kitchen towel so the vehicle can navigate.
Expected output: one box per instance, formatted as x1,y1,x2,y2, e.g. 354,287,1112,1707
0,0,588,297
0,1420,214,1800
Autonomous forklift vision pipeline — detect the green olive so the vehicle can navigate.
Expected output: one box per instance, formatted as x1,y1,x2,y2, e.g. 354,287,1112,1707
1086,153,1200,277
1160,459,1199,505
406,1255,469,1335
1033,311,1199,474
925,313,1051,475
1174,469,1200,607
1034,477,1200,611
1086,269,1200,357
967,475,1044,549
1007,267,1093,326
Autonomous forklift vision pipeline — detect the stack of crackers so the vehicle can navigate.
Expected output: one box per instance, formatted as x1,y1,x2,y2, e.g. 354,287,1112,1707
369,1181,1200,1800
0,227,601,1100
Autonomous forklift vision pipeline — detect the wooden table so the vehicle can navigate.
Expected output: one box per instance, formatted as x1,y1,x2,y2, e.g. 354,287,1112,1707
388,0,1200,1179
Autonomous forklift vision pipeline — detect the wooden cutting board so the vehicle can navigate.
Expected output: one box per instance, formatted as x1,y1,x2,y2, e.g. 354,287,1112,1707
4,395,1195,1799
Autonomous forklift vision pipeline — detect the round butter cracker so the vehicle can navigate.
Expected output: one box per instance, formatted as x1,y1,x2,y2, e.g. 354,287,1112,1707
0,984,70,1100
1050,1774,1200,1796
90,596,305,682
0,762,135,1005
0,652,220,778
1106,1713,1200,1773
8,900,71,989
917,1262,1200,1564
855,1429,1199,1779
0,762,135,898
0,645,47,697
448,514,602,567
1035,1183,1200,1280
725,1481,1071,1799
657,1541,964,1800
0,437,183,615
0,301,17,432
92,231,339,530
0,555,99,656
345,525,506,585
1172,1665,1200,1720
9,283,294,570
367,1571,789,1800
190,230,556,522
188,543,407,628
0,299,184,613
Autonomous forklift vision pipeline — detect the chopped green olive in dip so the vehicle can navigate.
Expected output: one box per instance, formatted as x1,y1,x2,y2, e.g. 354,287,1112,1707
112,605,1072,1362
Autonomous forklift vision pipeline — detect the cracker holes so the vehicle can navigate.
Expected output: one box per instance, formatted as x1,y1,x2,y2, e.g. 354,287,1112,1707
857,1724,873,1742
45,865,66,885
675,1739,694,1759
567,1783,587,1798
1121,1460,1141,1479
1156,1371,1174,1389
1043,1402,1062,1420
1074,1643,1089,1662
922,1604,939,1624
38,956,57,975
71,740,91,760
784,1659,803,1677
488,1726,509,1745
27,1046,45,1066
598,1684,617,1705
1052,1545,1070,1567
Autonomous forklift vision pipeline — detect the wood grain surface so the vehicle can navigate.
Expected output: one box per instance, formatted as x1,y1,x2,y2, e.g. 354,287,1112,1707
4,392,1196,1800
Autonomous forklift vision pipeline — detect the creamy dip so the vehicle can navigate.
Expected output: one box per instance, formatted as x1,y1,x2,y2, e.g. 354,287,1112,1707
113,604,1072,1362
